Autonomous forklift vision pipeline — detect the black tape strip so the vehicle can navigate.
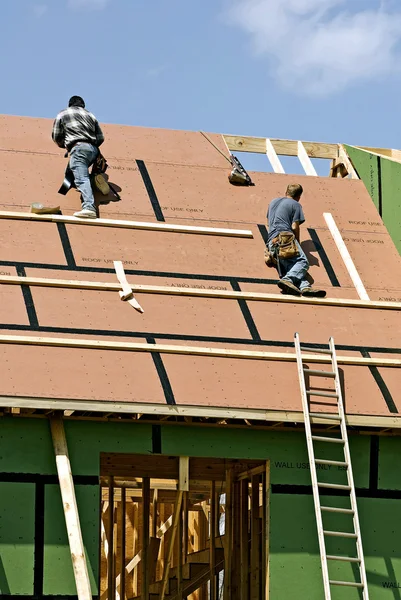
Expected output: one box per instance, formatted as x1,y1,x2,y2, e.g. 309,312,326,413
257,224,269,245
230,279,261,341
33,482,45,597
147,336,176,405
361,350,398,414
152,424,162,454
369,435,379,491
0,472,98,485
272,483,401,499
136,159,165,222
308,228,340,287
377,156,383,217
16,265,39,327
56,222,76,268
0,323,400,356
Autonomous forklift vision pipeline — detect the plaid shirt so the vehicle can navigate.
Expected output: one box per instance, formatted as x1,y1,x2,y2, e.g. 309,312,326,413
52,106,104,151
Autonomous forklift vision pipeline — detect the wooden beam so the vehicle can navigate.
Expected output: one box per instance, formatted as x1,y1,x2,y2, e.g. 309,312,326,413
49,417,92,600
120,488,126,600
262,462,270,600
5,395,401,428
160,491,184,600
265,139,285,173
250,475,260,600
141,477,150,600
2,274,400,311
210,481,217,600
297,141,317,176
240,479,249,600
108,477,116,600
338,145,358,179
223,135,338,159
179,456,189,492
224,469,233,599
0,210,253,239
323,212,370,301
1,333,400,367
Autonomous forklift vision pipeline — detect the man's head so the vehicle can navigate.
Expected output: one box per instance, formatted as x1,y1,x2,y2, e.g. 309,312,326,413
68,96,85,108
285,183,303,201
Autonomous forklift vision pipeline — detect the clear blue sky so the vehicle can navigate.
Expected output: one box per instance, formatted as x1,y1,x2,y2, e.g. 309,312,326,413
1,0,401,164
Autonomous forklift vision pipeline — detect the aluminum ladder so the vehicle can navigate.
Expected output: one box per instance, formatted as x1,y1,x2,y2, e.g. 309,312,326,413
294,333,369,599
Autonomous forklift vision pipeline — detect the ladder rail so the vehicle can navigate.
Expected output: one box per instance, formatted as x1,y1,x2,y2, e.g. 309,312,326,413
294,333,332,599
329,337,370,599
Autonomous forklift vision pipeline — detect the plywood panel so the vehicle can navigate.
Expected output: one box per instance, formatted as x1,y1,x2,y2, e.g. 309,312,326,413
1,116,401,419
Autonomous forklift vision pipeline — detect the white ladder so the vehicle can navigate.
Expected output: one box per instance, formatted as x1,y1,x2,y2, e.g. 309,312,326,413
294,333,369,599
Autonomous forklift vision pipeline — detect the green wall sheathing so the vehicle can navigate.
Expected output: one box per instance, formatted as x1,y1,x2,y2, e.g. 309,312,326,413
43,485,99,595
345,144,401,254
2,418,401,598
0,482,35,595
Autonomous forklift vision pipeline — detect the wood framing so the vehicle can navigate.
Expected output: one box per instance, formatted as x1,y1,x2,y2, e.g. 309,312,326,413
223,135,338,159
1,333,400,367
49,416,92,600
265,139,285,173
159,491,183,600
324,212,370,301
2,274,399,310
297,141,317,176
5,395,401,429
0,210,253,238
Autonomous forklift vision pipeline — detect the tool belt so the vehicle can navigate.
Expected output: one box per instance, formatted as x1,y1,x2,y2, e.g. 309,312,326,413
264,231,299,267
271,231,299,259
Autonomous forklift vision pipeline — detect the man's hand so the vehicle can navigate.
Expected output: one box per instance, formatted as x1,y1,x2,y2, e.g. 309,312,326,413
291,221,300,242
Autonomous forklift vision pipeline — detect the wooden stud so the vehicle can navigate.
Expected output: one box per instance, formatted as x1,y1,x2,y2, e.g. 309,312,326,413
265,139,285,174
224,469,233,600
210,481,216,600
0,210,253,238
1,274,401,311
108,477,116,600
141,477,150,600
297,141,317,176
232,481,242,599
179,456,190,492
263,462,270,600
240,479,249,600
120,489,126,600
2,333,400,368
49,417,92,600
160,491,184,600
338,145,358,179
250,475,261,600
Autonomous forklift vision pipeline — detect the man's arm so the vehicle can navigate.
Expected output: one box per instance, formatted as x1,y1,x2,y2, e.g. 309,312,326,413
95,120,104,147
292,221,300,242
51,115,65,148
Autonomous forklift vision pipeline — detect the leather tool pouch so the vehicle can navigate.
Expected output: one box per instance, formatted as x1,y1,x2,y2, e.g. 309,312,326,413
271,231,299,260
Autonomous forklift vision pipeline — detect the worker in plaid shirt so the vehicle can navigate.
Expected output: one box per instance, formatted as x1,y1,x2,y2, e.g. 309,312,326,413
52,96,104,218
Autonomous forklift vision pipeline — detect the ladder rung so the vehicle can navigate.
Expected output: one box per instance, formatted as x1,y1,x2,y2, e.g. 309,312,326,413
312,436,344,444
309,412,341,421
304,368,336,378
321,506,354,514
324,530,357,539
307,390,338,398
318,482,351,491
301,346,332,355
329,580,364,588
315,459,348,467
327,555,361,563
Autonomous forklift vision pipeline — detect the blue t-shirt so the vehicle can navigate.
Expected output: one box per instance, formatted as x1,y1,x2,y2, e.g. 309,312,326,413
267,197,305,243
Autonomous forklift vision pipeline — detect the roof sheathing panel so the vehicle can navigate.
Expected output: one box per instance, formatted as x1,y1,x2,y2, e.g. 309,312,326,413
1,115,401,422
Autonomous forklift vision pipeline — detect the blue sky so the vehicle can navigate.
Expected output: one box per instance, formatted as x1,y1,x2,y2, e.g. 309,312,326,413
1,0,401,166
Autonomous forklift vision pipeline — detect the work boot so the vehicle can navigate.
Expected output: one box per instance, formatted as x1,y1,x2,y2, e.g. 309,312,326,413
277,278,301,296
73,209,97,219
94,173,110,196
301,287,326,298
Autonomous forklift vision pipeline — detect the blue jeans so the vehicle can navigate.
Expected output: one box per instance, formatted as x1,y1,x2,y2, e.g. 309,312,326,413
69,143,98,211
270,240,310,291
